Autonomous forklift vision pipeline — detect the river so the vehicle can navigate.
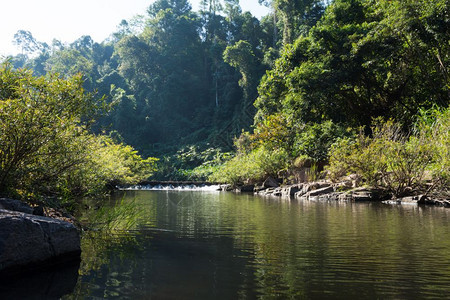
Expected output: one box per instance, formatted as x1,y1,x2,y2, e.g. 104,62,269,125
7,189,450,299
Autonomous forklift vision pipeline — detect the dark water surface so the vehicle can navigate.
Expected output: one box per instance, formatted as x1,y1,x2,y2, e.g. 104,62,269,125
64,190,450,299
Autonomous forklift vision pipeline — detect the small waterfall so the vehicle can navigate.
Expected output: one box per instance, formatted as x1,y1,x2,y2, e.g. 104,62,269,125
120,183,221,191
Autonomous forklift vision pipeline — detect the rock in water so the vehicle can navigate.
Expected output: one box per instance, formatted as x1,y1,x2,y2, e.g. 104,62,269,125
0,209,81,274
235,185,255,193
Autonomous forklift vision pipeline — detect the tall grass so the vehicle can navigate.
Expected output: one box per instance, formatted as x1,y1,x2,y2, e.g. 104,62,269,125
81,196,144,232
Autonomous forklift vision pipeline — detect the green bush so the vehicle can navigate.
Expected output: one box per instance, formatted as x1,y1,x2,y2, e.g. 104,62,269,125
414,107,450,194
212,118,351,185
209,145,289,186
60,135,158,196
0,63,157,202
292,120,352,163
327,108,449,197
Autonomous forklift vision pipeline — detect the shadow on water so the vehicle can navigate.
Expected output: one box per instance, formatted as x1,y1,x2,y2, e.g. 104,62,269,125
0,259,80,299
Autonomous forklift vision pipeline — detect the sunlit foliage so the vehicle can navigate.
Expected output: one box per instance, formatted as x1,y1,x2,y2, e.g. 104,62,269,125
0,63,156,201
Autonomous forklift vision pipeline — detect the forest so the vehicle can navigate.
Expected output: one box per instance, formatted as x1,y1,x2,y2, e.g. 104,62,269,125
2,0,449,202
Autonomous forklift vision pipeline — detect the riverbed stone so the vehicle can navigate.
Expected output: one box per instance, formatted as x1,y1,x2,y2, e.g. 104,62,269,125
235,185,254,193
263,176,279,188
282,184,301,197
400,196,420,204
307,186,334,197
0,209,81,274
272,188,283,197
351,191,373,201
415,197,450,207
302,182,331,194
337,192,352,201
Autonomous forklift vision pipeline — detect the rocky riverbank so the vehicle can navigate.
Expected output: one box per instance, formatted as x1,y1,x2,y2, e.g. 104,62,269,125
0,198,81,276
219,176,450,207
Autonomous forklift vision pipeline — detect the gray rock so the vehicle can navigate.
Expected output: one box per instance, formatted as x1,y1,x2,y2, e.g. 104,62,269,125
294,190,307,198
282,185,301,197
301,182,331,194
325,192,342,201
337,187,387,202
308,186,334,197
256,187,277,196
254,186,267,193
383,195,428,205
413,196,450,207
0,198,34,214
338,193,354,202
263,176,279,188
333,181,353,191
399,196,420,204
352,191,373,201
235,185,254,193
0,209,81,273
382,199,401,205
272,188,282,197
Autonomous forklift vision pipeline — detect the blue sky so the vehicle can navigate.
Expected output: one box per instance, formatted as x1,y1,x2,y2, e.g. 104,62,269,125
0,0,270,56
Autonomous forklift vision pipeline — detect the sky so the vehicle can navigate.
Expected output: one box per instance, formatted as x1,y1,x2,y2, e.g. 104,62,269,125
0,0,270,57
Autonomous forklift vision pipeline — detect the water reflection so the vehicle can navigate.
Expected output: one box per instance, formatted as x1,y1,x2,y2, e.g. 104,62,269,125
66,191,450,299
0,259,80,299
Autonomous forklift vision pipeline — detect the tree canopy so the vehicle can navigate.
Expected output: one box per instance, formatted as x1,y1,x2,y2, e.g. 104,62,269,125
5,0,449,182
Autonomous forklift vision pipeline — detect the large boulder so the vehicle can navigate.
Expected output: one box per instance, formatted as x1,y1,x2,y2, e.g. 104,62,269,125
0,198,34,214
263,176,279,188
235,185,255,193
0,209,81,274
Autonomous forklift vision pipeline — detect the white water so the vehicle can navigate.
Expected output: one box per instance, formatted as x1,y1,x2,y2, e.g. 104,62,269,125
120,184,222,191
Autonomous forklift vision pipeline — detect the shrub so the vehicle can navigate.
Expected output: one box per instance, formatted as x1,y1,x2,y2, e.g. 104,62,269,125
0,63,102,196
209,145,289,185
0,63,157,202
327,108,449,197
60,135,158,196
414,107,450,194
292,120,352,162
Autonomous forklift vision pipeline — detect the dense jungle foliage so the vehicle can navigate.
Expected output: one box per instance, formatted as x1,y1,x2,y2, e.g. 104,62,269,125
3,0,449,198
0,63,157,204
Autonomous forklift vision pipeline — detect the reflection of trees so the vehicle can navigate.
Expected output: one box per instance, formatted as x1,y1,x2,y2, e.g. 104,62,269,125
65,192,450,299
66,194,153,299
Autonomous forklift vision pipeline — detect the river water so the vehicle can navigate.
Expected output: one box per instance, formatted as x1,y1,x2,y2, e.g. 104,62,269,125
62,190,450,298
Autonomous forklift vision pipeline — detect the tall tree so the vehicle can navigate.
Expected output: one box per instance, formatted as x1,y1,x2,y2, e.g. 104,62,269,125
115,0,206,146
13,30,42,55
259,0,326,44
255,0,449,129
